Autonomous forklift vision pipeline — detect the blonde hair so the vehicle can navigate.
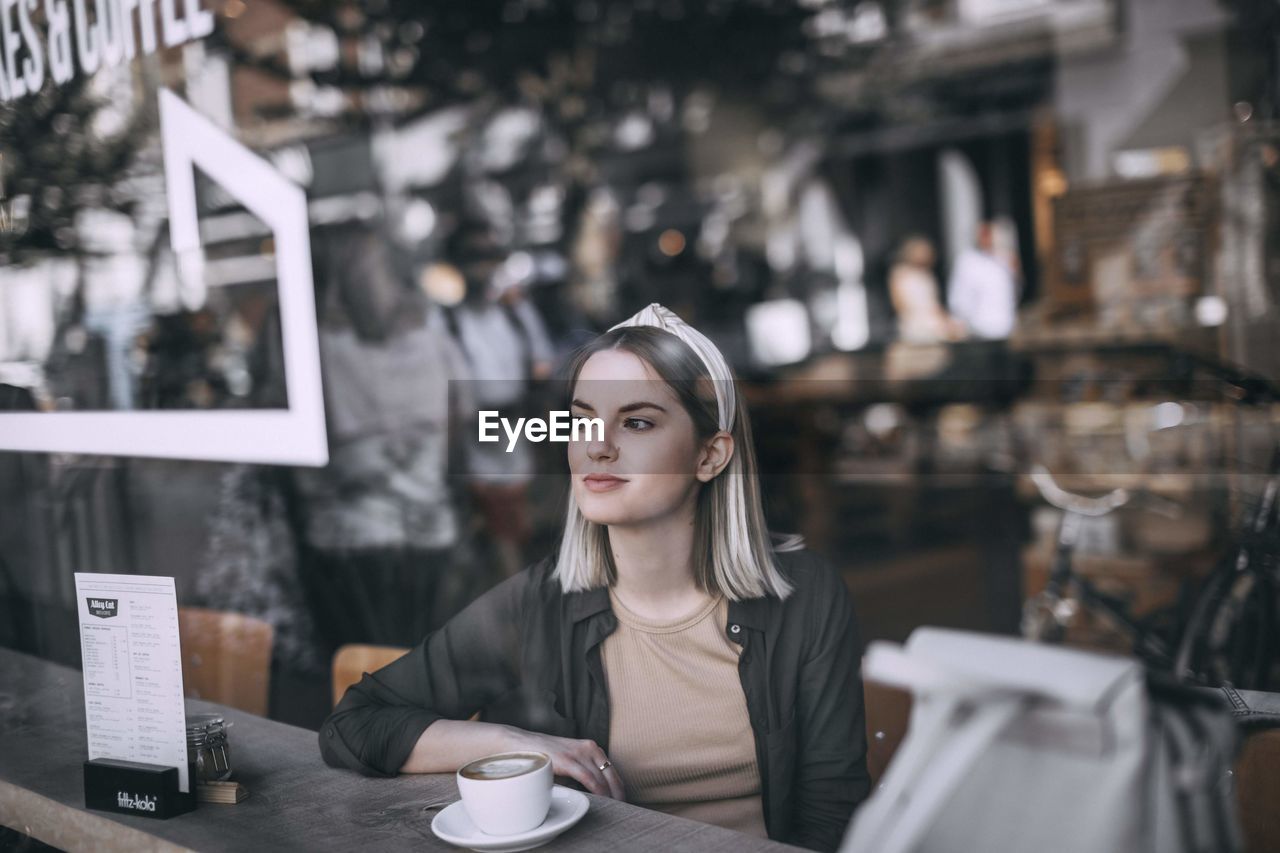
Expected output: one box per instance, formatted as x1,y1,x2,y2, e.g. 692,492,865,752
896,235,936,269
553,325,798,601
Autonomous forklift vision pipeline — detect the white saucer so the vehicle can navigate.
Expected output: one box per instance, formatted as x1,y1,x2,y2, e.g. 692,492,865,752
431,785,590,852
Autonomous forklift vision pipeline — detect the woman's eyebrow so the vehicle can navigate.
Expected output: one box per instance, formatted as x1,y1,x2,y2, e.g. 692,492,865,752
569,399,668,414
618,401,668,414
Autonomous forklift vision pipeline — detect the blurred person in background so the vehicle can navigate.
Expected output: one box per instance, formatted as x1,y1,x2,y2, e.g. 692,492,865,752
442,219,555,577
569,186,624,328
946,220,1019,340
290,223,473,652
889,236,964,344
321,304,870,852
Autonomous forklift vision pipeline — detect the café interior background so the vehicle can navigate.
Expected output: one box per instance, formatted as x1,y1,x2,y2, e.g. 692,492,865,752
2,0,1280,727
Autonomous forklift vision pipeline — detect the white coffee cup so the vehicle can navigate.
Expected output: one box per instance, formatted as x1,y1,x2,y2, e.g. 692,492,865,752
456,751,553,836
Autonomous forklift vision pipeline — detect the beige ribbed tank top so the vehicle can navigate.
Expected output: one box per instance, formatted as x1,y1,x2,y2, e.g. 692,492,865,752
601,588,767,838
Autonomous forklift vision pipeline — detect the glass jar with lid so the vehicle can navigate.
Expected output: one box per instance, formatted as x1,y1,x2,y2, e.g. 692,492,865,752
186,713,233,783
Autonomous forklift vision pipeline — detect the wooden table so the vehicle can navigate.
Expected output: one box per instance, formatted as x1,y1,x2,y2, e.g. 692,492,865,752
0,647,798,852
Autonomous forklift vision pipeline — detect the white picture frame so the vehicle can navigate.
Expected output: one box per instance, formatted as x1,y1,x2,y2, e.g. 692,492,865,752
0,90,328,466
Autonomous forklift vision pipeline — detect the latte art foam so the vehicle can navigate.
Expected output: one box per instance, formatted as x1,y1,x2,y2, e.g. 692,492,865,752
460,753,547,781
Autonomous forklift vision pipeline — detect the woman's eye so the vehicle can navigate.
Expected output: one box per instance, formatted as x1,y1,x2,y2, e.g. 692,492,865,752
622,417,653,431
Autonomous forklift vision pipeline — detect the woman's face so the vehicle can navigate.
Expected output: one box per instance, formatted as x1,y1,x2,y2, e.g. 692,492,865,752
568,349,726,528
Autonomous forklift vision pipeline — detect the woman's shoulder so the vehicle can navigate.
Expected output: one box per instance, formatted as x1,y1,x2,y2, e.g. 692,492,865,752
522,554,560,592
505,553,584,612
504,554,611,627
493,554,558,597
761,548,859,648
772,546,846,603
452,554,561,620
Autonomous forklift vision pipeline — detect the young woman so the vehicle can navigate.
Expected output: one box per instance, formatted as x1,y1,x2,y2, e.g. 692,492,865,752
889,236,964,344
320,304,870,852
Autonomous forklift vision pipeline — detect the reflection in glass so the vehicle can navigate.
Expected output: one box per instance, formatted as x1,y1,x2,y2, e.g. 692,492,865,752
0,203,287,413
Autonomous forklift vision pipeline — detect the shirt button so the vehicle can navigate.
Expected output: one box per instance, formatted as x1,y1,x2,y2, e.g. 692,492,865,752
729,624,741,635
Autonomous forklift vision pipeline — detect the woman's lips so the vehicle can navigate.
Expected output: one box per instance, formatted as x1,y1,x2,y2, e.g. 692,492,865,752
583,474,628,493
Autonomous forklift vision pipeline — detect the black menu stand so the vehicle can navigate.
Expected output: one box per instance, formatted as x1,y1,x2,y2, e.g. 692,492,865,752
84,758,197,819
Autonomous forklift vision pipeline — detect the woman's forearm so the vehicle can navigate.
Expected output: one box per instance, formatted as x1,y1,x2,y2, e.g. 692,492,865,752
399,719,626,800
399,718,522,774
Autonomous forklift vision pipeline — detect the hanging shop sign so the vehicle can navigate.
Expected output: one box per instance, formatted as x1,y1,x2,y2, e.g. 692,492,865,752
0,0,213,101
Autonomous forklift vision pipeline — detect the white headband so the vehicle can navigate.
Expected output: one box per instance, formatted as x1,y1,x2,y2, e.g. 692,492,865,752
608,303,736,433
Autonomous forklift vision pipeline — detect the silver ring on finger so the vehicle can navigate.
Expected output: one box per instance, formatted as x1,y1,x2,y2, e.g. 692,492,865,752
597,759,612,772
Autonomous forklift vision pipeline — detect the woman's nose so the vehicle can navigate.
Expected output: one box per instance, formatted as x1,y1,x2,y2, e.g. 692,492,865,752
586,432,617,462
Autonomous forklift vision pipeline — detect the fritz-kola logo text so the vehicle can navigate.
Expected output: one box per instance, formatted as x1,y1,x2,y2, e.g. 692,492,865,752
86,598,118,619
117,791,157,812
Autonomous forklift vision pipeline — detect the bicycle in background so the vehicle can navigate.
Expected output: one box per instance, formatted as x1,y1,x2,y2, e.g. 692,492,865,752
1021,465,1177,668
1021,462,1280,691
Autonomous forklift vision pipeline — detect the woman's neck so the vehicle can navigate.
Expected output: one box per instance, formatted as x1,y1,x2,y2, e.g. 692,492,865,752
607,499,713,621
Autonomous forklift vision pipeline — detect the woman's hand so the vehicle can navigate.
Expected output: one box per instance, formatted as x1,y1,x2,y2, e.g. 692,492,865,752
503,728,626,801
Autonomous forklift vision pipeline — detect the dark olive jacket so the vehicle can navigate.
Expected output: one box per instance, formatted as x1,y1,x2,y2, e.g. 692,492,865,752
319,548,871,851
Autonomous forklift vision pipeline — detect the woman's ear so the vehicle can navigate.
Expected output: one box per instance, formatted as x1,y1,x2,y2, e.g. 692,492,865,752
695,431,734,482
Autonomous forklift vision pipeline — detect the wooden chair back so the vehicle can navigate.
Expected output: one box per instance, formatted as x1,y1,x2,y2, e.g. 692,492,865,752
177,607,274,716
331,644,410,708
1236,727,1280,853
863,679,912,784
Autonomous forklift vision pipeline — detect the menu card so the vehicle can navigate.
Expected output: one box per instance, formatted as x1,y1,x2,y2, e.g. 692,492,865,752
74,573,190,793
